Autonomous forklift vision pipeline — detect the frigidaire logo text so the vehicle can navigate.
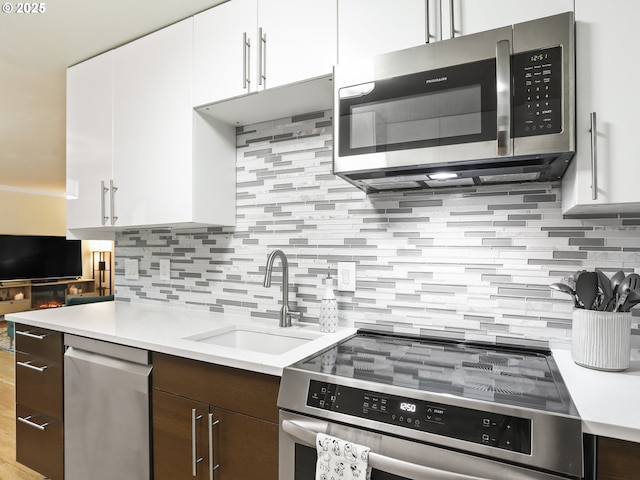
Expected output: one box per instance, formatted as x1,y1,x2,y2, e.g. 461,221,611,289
425,76,448,84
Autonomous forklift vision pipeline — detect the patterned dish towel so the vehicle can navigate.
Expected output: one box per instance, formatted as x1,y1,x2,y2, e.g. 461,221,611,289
316,432,372,480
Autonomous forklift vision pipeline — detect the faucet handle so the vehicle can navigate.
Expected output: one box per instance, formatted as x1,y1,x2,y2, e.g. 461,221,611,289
287,310,302,322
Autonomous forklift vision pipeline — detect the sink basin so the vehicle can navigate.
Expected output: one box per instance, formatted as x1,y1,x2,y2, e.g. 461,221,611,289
184,325,321,355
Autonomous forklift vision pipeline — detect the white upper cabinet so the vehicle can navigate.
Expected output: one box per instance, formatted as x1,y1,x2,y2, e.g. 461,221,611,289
450,0,574,37
258,0,337,90
562,0,640,215
113,17,236,229
193,0,258,107
113,18,195,228
338,0,428,62
193,0,337,107
337,0,574,64
66,50,115,239
67,18,236,237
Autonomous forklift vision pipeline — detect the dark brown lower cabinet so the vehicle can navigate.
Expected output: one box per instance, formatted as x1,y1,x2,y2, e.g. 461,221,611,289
598,436,640,480
152,353,280,480
153,390,210,480
14,324,64,480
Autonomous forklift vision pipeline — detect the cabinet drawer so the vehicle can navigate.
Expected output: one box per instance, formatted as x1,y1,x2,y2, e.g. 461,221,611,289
152,353,280,423
597,437,640,480
15,351,63,419
14,324,63,361
16,405,64,480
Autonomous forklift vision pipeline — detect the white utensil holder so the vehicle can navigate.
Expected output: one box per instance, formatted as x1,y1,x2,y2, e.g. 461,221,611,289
571,309,632,371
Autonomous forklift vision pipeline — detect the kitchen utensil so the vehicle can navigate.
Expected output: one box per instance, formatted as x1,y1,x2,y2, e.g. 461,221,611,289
550,282,582,308
575,271,598,310
615,273,640,311
610,270,625,296
620,288,640,312
595,269,613,311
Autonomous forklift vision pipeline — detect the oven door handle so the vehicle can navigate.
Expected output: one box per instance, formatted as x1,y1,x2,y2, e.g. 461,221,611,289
282,419,491,480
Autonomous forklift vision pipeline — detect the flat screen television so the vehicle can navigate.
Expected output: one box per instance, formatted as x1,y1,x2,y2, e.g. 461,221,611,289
0,235,82,281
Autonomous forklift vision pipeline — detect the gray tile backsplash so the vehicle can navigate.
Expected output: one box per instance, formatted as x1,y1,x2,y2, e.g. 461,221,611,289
115,110,640,342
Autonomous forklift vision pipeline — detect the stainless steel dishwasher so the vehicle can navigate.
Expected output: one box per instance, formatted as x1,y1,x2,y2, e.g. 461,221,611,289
64,334,152,480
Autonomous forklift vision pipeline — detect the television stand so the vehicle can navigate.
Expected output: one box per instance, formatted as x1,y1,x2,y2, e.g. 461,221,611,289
0,278,98,315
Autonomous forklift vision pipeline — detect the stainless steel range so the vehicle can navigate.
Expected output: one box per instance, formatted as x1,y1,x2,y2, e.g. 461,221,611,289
278,331,593,480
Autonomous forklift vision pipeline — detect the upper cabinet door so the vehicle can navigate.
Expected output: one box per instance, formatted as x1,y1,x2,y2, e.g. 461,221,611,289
451,0,574,37
193,0,258,107
66,50,115,235
562,0,640,214
338,0,428,63
257,0,337,90
113,18,194,227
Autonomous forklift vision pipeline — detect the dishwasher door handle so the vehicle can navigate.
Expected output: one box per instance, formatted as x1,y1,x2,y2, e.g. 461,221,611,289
282,419,491,480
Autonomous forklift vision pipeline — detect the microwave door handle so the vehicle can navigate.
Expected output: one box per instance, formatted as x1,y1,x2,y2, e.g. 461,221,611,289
496,39,511,157
282,419,491,480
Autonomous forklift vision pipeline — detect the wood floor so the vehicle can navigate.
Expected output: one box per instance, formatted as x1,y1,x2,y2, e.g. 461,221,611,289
0,350,45,480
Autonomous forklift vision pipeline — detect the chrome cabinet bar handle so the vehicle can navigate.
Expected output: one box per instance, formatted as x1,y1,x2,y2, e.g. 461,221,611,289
18,416,49,431
258,27,266,87
425,0,430,43
449,0,455,38
495,39,512,156
101,180,109,225
438,0,443,41
282,419,489,480
15,330,46,340
590,112,598,200
110,179,118,225
243,32,250,90
16,360,48,372
208,414,220,480
192,409,203,477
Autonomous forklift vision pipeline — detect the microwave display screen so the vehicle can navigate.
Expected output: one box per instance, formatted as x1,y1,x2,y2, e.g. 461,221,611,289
350,85,482,150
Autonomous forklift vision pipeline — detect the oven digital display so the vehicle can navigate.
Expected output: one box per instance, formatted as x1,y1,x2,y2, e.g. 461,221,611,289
306,380,532,455
399,402,416,413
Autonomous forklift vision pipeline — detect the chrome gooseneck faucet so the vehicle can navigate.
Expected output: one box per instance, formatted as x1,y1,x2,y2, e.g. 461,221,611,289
263,249,301,327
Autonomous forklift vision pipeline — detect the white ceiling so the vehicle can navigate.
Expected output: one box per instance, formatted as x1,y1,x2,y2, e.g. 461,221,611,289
0,0,225,195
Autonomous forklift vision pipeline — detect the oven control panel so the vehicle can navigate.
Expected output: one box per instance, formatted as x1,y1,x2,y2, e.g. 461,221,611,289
307,380,531,454
513,45,563,138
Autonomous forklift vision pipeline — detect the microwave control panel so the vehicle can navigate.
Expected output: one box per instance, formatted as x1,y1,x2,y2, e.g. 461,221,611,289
513,46,563,138
306,380,532,454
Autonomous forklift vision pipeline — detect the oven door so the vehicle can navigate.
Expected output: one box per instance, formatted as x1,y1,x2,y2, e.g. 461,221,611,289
280,411,576,480
333,26,513,177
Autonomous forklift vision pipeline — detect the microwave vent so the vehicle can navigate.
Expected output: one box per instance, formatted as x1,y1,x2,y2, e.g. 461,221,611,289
479,172,541,184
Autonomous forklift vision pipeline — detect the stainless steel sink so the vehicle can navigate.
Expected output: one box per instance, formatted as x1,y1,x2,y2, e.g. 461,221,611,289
183,325,322,355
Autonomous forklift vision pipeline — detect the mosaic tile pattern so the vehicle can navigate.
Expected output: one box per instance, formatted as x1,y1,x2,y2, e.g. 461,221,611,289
115,110,640,343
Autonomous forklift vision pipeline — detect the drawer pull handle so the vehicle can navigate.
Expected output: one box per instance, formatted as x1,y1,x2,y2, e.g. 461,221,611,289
15,330,47,340
192,408,203,476
18,415,49,431
16,360,48,372
209,415,220,480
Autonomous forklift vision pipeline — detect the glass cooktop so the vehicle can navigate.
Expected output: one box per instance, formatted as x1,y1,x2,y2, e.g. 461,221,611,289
295,331,576,415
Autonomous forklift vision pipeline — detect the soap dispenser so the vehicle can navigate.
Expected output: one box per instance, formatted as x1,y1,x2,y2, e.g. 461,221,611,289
319,268,338,333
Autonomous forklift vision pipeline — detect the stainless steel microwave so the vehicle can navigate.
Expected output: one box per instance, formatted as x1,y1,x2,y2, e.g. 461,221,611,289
333,12,575,193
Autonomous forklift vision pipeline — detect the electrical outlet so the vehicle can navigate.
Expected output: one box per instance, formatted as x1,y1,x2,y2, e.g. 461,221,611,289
337,262,356,292
159,259,171,281
124,259,139,280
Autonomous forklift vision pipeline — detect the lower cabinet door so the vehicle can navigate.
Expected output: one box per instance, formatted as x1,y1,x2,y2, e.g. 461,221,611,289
598,437,640,480
211,407,278,480
15,405,63,480
153,390,210,480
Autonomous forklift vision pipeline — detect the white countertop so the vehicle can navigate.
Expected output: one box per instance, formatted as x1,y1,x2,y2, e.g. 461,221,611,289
6,301,356,376
8,302,640,443
552,342,640,443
